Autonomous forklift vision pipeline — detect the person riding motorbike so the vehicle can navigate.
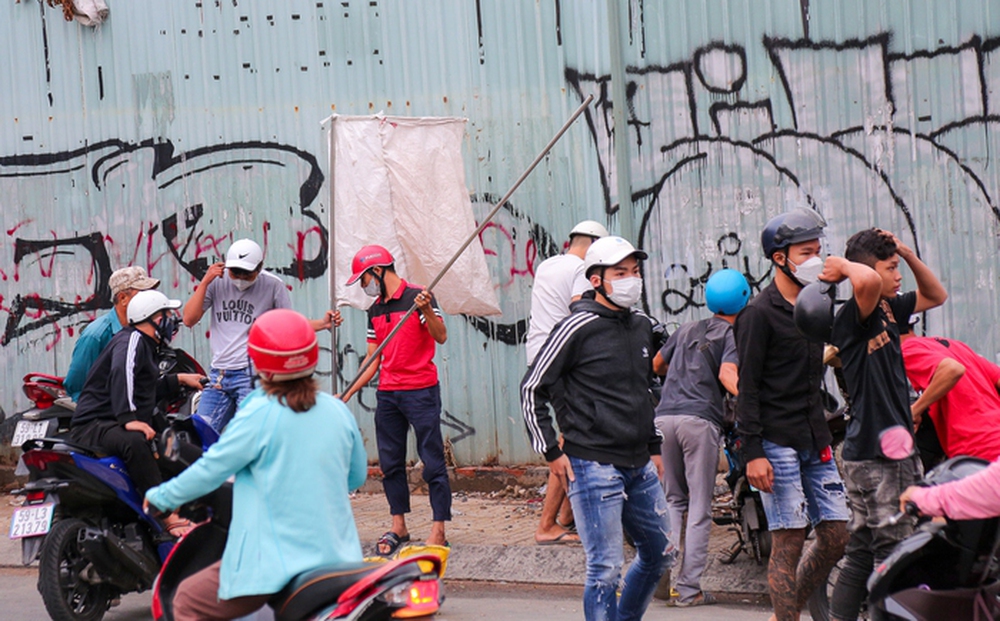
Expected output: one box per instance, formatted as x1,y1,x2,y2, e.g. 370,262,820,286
69,290,205,536
64,266,161,401
144,308,368,621
899,457,1000,520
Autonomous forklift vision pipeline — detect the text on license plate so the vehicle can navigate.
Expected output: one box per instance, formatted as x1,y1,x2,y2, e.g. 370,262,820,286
9,503,55,539
11,420,50,447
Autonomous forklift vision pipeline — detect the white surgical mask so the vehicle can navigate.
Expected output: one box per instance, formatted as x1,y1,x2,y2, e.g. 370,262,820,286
363,279,381,298
233,278,256,292
605,276,643,308
788,256,824,286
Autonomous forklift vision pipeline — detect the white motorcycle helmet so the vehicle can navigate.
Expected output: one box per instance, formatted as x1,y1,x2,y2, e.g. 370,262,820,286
127,290,182,325
583,236,648,276
569,220,610,240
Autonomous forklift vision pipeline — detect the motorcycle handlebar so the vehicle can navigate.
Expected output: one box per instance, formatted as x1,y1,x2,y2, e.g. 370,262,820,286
878,501,920,529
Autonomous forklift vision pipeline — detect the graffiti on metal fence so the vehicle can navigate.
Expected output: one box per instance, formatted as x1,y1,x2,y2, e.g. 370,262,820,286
567,32,1000,318
1,139,328,347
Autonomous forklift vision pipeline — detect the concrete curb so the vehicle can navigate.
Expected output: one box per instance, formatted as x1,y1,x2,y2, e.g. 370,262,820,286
2,467,770,600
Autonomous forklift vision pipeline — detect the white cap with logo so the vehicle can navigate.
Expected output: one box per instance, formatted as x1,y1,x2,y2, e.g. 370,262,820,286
583,236,647,273
226,239,264,271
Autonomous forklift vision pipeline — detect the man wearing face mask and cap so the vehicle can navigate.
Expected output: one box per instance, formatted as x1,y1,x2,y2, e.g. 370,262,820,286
521,236,675,621
734,208,850,621
341,245,450,557
71,291,205,536
183,239,340,432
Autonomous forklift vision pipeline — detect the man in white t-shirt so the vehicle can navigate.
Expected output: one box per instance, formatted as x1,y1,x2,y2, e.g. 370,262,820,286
525,220,608,544
183,239,340,432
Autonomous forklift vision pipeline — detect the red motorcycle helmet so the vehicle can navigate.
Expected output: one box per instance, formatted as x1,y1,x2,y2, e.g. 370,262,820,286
346,244,394,285
247,309,318,382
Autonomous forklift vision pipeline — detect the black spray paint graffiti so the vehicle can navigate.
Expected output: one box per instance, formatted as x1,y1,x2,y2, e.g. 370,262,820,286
1,233,112,346
567,32,1000,317
658,232,771,315
1,139,328,346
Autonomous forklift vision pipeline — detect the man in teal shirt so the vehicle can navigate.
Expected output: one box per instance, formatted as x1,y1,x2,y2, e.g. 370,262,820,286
64,266,160,400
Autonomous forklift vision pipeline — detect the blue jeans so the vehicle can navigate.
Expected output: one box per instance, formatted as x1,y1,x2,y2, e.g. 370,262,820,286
759,439,849,531
196,367,254,433
567,457,675,621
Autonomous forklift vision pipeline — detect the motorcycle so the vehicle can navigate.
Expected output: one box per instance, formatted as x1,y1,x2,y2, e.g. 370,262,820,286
150,429,444,621
713,425,771,565
866,456,1000,620
12,373,75,448
9,348,210,621
10,346,210,453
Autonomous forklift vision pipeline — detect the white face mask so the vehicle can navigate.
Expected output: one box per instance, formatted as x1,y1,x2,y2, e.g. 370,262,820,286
605,276,643,308
788,256,824,286
233,278,256,292
363,278,381,298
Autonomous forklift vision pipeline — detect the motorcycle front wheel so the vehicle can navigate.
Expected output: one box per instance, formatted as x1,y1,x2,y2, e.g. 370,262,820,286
38,518,115,621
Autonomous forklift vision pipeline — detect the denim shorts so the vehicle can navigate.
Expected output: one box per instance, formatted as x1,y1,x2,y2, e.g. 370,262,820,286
759,439,850,531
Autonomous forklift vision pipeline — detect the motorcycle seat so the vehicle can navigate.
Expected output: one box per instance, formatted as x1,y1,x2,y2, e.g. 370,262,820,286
270,562,379,621
23,436,100,457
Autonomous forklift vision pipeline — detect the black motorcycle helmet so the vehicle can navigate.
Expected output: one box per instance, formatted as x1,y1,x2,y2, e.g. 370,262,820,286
761,208,827,259
794,281,837,342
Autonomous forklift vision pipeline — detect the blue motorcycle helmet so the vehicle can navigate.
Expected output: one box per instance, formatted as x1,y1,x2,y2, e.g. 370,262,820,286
761,208,827,259
705,269,751,315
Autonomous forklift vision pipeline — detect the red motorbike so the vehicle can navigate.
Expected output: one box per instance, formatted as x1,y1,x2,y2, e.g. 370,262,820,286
151,428,444,621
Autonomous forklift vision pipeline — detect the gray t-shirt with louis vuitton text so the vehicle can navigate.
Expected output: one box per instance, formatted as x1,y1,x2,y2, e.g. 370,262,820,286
202,270,291,369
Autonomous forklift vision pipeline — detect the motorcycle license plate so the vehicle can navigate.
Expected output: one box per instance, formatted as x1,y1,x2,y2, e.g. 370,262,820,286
11,420,50,447
9,503,54,539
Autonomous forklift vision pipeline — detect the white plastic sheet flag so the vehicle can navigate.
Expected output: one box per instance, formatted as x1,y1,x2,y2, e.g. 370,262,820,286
327,114,500,317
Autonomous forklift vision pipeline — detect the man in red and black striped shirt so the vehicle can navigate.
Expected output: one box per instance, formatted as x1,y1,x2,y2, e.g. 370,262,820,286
342,245,450,557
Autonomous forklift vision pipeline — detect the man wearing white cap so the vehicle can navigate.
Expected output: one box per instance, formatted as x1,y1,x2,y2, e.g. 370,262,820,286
64,266,160,401
71,290,205,535
183,239,339,432
522,236,674,621
525,219,608,546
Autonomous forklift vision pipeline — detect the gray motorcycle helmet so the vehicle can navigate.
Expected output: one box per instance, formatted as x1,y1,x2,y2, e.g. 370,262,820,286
761,208,827,258
794,281,837,342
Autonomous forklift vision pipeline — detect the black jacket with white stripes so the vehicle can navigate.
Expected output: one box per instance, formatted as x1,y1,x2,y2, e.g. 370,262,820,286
72,327,180,428
521,294,660,468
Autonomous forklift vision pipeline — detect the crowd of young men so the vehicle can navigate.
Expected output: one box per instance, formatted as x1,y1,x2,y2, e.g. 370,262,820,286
61,206,984,621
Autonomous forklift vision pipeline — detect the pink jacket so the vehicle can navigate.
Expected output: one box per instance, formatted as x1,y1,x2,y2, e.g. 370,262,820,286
910,458,1000,520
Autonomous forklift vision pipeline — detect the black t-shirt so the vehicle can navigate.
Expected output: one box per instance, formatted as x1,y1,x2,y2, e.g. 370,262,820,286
831,291,917,461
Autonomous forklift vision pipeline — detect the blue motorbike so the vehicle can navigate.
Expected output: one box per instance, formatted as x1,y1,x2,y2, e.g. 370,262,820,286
11,349,213,621
15,436,176,621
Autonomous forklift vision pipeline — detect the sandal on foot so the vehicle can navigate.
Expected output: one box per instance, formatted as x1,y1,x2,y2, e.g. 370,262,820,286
555,518,577,533
376,531,410,557
672,592,717,608
535,532,580,546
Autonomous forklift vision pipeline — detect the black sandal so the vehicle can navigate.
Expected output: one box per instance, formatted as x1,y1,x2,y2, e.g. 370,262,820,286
376,531,410,557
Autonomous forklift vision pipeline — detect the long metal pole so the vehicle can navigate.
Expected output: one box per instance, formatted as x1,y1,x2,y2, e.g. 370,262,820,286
328,116,340,393
343,94,595,398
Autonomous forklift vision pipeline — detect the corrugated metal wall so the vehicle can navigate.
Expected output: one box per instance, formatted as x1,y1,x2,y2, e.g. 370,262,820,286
2,0,999,465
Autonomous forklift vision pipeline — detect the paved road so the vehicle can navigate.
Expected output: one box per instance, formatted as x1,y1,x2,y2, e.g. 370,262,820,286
1,569,777,620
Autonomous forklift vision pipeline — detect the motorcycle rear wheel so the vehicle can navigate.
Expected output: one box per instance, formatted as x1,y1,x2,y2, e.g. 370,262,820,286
38,518,115,621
